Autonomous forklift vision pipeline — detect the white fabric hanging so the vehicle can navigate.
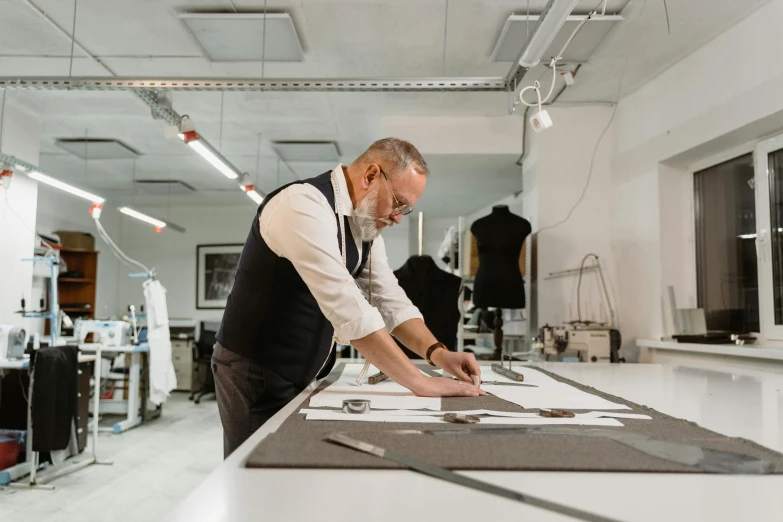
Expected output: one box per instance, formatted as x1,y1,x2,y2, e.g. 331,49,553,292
143,279,177,404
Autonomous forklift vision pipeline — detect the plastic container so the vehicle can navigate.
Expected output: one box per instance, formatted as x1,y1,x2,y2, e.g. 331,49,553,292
0,430,25,470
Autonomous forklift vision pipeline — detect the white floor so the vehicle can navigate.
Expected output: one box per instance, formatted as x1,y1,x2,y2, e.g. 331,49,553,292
0,392,223,522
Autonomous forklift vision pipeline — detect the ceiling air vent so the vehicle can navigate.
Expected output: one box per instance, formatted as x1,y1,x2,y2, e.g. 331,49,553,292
134,180,196,195
178,12,304,62
55,138,141,160
272,141,340,162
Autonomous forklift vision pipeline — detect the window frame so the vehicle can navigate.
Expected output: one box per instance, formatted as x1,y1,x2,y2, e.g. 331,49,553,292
755,133,783,340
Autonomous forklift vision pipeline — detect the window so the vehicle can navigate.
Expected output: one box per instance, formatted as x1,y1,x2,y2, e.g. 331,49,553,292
694,153,759,333
756,135,783,340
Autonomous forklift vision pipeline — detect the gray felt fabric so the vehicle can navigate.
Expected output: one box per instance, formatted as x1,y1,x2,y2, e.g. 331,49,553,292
245,364,783,473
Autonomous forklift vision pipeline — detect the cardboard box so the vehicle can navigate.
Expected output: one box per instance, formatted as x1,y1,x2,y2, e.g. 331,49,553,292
55,230,95,250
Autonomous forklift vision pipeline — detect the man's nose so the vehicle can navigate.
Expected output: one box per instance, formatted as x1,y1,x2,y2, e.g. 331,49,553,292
390,213,403,225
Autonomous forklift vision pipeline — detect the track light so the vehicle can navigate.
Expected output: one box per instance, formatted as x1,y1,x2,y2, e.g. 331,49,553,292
517,0,580,68
119,207,167,229
29,171,105,203
179,129,240,180
240,173,265,205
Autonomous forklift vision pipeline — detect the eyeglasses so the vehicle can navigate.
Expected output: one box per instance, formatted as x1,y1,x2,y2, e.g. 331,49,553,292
379,168,415,216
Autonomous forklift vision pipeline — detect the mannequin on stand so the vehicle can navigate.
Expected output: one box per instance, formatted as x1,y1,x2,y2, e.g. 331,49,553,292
470,205,531,360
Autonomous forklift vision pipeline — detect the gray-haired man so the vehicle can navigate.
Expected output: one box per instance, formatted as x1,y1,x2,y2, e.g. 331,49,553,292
213,138,485,457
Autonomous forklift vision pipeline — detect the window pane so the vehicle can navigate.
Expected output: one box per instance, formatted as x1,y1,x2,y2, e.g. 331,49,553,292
694,153,759,332
769,149,783,324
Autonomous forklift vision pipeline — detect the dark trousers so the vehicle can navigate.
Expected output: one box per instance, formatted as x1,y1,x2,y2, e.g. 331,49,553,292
212,343,302,458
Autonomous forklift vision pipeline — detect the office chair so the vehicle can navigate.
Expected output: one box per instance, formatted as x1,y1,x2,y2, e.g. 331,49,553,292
189,322,217,405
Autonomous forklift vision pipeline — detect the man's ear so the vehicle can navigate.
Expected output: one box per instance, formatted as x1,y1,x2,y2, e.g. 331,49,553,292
362,164,380,189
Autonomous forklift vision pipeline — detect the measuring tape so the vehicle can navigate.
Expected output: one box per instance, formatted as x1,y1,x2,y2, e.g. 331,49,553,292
327,168,373,386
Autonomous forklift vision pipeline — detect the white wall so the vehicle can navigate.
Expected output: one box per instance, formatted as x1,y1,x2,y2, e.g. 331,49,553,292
0,102,40,335
610,0,783,357
116,204,255,324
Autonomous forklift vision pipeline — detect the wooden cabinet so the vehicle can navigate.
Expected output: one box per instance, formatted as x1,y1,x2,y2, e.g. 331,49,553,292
57,248,99,336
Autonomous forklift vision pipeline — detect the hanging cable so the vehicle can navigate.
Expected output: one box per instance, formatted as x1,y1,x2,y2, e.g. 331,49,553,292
513,0,608,113
2,190,61,264
536,0,649,235
93,216,152,276
662,0,671,34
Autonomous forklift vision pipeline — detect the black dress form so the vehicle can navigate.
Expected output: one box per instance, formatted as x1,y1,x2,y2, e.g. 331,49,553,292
470,206,531,360
471,205,531,309
393,255,461,358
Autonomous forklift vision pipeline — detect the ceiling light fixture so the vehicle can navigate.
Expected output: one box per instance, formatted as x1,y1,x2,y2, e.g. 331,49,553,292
517,0,580,68
119,207,167,230
240,173,265,205
29,171,106,203
179,129,240,180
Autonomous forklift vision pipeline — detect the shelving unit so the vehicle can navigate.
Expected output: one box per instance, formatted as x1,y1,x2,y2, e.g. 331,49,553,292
57,248,99,336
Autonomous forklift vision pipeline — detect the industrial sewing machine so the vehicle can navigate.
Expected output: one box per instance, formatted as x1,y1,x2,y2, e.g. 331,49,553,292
0,325,26,359
540,324,622,363
74,320,132,347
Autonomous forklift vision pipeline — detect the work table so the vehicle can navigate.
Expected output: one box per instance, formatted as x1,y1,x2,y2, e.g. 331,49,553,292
168,362,783,522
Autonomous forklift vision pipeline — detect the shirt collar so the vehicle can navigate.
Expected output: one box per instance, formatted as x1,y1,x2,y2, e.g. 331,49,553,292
333,164,354,217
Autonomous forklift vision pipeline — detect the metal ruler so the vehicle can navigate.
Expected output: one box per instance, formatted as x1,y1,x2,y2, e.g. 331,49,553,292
325,433,624,522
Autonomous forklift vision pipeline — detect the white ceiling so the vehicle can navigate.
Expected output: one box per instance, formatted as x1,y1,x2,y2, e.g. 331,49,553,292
0,0,774,217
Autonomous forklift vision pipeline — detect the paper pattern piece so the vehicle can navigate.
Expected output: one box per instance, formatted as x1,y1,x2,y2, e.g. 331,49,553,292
299,409,651,420
481,366,631,410
302,410,624,426
308,363,442,410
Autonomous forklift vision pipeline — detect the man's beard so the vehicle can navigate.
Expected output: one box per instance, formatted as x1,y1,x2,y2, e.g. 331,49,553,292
353,184,392,242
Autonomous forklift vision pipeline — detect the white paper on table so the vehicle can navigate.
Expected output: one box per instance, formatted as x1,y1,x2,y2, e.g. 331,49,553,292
303,410,624,426
308,363,441,410
299,409,650,420
480,366,631,410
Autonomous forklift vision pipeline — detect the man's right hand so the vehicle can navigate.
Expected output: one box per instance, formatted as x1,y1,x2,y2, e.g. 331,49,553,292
411,377,487,397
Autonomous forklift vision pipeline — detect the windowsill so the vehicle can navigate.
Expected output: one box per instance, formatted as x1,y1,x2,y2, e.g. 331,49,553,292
637,339,783,361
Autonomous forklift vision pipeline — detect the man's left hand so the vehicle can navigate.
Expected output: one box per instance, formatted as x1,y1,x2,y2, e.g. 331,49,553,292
431,349,481,385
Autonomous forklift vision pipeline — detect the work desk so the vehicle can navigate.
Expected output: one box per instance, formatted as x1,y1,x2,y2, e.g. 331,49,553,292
168,363,783,522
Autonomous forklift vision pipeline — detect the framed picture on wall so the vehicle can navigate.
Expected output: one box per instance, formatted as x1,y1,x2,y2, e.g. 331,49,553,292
196,244,243,309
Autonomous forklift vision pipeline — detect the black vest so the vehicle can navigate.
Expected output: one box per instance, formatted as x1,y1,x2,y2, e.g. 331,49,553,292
216,171,371,389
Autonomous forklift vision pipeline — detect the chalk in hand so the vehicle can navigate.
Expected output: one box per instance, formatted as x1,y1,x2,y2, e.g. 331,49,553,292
471,375,481,388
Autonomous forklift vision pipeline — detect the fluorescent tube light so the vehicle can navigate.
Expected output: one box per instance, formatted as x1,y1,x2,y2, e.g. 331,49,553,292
179,131,240,180
29,171,105,203
119,207,167,229
738,233,757,239
187,140,240,180
247,189,264,204
518,0,580,68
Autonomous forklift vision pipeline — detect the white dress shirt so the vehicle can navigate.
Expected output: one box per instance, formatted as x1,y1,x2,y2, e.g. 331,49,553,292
259,165,423,344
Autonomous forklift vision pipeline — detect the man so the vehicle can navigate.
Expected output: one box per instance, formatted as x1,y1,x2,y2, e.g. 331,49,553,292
213,138,485,457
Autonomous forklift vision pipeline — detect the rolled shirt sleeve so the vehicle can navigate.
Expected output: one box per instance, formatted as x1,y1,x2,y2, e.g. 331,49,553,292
356,236,424,333
259,185,387,344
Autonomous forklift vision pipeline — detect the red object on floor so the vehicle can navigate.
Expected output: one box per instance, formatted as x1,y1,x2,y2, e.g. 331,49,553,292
0,437,21,470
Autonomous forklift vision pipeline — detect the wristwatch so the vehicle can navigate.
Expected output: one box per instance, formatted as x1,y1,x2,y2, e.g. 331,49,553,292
426,342,447,366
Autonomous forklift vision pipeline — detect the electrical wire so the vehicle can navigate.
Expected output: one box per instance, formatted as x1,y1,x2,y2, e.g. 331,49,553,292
68,0,78,77
3,189,59,261
515,0,606,112
93,216,152,276
576,253,600,323
662,0,671,34
535,102,618,235
535,0,649,235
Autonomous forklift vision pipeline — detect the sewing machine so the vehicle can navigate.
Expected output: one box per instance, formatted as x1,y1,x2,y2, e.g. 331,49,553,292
540,324,621,363
0,325,26,359
74,320,132,347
